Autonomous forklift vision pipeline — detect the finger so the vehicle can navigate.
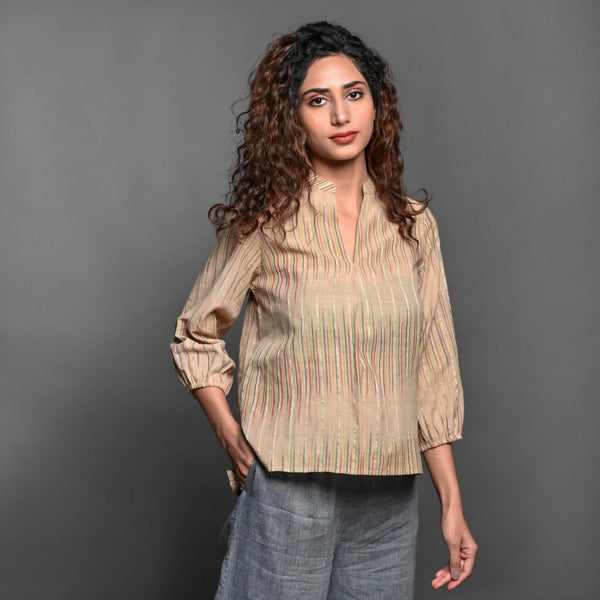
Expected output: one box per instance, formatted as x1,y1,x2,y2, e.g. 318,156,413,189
447,559,474,590
452,541,477,585
235,454,256,487
447,572,467,590
431,574,450,590
462,540,479,561
448,544,462,583
446,568,463,590
226,469,241,495
431,567,451,590
235,464,249,488
460,553,476,578
235,470,246,489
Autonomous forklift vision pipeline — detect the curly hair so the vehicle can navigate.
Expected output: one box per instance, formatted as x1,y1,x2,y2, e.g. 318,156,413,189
209,21,429,242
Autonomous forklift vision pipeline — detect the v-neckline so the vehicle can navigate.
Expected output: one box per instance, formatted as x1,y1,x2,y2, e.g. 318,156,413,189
309,174,375,266
333,192,367,266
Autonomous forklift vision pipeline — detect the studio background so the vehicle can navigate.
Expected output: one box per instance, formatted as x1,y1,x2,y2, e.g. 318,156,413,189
1,1,598,598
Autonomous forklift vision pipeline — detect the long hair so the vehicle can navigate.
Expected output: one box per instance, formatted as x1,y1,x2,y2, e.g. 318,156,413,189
209,21,429,241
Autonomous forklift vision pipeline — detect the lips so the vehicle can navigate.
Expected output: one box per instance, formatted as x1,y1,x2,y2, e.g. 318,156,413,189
329,131,358,143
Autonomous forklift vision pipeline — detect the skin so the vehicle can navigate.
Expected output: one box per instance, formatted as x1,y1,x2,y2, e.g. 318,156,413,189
296,54,376,260
194,53,477,591
423,444,478,590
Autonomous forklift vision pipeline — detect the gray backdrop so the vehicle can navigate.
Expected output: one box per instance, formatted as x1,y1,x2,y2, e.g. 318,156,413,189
1,1,598,598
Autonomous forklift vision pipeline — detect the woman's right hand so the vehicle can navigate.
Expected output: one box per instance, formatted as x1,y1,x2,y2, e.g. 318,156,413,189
218,419,256,489
192,386,256,489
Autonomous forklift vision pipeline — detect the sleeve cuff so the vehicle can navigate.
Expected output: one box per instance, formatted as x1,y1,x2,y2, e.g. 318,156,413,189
185,376,233,396
419,431,463,453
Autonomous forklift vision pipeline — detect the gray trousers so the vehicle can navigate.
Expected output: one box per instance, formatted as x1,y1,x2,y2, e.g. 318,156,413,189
215,458,418,600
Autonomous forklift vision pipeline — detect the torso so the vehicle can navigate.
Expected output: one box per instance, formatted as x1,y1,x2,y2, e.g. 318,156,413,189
335,205,361,261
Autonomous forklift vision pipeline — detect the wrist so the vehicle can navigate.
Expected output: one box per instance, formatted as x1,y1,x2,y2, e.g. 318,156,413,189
437,485,463,513
214,415,242,446
440,498,465,520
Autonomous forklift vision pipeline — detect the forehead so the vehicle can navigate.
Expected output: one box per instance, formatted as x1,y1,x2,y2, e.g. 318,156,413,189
299,54,365,89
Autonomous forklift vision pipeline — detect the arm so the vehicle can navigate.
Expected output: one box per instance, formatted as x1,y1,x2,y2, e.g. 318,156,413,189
415,210,477,588
170,228,261,486
192,386,255,488
423,443,478,590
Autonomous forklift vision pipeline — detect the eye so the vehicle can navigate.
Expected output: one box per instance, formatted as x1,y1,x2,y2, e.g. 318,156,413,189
308,96,327,106
347,90,363,100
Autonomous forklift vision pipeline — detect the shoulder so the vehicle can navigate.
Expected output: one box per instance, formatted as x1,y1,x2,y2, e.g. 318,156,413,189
216,224,263,246
211,225,263,265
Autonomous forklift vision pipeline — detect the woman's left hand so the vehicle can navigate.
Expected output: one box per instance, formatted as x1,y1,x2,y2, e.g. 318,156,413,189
431,510,478,590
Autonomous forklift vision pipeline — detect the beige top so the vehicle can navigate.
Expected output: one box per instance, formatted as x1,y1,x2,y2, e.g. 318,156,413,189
171,175,464,475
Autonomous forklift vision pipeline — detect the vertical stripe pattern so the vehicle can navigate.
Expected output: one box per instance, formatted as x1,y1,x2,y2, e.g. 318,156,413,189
171,176,464,475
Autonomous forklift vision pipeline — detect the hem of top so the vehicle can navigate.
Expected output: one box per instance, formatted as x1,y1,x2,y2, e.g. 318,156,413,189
419,432,463,452
257,464,425,476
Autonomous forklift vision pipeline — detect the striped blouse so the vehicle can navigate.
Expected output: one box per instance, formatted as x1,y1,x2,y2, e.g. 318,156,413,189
171,175,463,475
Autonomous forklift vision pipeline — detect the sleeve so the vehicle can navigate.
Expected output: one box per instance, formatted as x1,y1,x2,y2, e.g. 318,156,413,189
416,208,464,451
170,227,261,394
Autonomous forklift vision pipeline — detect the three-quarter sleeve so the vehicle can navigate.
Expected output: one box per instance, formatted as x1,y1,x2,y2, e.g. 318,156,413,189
170,227,261,394
416,209,464,451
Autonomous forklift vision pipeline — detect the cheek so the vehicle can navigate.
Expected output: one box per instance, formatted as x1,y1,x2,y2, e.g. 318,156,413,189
303,112,320,131
297,111,311,135
300,117,323,147
364,113,375,140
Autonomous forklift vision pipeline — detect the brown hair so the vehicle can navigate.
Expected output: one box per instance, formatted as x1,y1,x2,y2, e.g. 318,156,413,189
209,21,429,241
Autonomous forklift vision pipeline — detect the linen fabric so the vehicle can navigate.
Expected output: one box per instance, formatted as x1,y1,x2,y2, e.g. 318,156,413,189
171,175,463,475
215,458,418,600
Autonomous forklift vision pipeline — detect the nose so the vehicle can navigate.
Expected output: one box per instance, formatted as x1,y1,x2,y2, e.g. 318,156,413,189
331,101,349,126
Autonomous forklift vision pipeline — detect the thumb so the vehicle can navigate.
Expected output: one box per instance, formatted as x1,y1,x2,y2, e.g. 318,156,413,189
449,544,462,581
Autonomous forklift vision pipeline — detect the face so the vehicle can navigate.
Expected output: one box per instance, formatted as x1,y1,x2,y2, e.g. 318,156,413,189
297,54,376,170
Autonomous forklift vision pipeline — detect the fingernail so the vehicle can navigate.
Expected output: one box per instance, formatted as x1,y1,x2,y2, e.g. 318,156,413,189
452,571,460,580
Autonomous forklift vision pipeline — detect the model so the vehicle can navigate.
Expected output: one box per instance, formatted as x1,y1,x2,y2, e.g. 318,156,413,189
171,21,477,599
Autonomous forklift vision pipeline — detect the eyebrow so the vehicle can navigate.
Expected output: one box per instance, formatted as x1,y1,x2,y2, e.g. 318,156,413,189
300,80,367,98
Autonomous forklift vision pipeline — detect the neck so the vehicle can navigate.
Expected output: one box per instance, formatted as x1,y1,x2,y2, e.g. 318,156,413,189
311,154,369,199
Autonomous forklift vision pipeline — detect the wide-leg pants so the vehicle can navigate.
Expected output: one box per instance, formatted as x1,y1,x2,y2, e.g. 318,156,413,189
215,458,418,600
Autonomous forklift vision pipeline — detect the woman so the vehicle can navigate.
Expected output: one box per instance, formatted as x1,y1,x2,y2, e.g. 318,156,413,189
171,21,477,599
